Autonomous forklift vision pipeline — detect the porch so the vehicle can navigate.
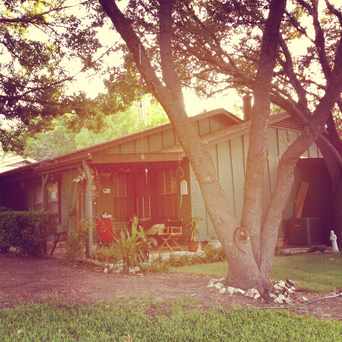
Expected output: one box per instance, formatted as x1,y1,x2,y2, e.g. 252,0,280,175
92,155,192,250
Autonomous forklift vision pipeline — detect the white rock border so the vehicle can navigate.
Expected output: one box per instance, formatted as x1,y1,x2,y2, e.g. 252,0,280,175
208,278,297,303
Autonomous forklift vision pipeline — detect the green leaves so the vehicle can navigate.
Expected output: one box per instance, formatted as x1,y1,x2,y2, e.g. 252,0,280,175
0,210,50,255
115,216,150,272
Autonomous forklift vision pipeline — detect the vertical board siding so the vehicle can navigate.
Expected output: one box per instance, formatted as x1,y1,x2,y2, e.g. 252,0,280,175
277,129,290,156
198,118,210,136
263,157,271,212
107,146,121,154
217,141,236,216
229,135,245,219
190,166,207,240
148,132,163,152
243,134,249,175
190,126,324,241
61,169,78,229
205,145,219,239
135,137,149,153
162,129,176,149
267,128,279,193
228,140,237,216
210,117,224,132
120,140,136,153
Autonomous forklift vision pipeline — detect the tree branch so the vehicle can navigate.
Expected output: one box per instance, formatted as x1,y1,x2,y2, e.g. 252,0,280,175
279,36,308,110
159,0,183,103
99,0,170,105
325,0,342,26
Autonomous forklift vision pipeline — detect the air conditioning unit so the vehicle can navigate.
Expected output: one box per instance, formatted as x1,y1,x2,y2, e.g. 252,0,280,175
286,217,323,246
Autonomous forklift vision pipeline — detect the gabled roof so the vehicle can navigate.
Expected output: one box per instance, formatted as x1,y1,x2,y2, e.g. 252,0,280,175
38,108,242,165
0,153,35,175
0,109,299,178
205,112,294,144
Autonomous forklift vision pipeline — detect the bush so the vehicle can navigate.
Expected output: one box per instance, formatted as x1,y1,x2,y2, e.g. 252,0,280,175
65,220,89,260
114,216,151,272
0,210,50,256
95,245,119,263
203,244,226,262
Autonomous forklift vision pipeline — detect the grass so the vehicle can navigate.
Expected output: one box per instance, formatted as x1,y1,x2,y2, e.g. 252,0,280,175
172,254,342,292
0,302,342,341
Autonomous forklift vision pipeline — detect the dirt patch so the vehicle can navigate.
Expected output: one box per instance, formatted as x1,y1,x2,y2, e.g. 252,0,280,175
0,255,341,320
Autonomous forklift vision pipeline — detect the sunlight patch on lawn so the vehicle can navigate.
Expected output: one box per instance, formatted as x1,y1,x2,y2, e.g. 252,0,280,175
171,254,342,292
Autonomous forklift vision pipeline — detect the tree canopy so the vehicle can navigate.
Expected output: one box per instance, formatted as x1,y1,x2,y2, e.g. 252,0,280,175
0,0,150,151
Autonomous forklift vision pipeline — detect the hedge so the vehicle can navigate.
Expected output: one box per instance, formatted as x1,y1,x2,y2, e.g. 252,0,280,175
0,210,51,256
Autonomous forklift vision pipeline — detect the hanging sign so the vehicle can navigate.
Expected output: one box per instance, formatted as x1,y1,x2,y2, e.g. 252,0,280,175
180,179,188,195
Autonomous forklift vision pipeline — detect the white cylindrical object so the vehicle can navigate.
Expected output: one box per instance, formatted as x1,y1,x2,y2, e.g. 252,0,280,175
330,230,340,253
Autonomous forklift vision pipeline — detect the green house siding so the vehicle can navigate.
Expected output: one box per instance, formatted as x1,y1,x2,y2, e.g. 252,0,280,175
60,169,79,231
192,127,322,241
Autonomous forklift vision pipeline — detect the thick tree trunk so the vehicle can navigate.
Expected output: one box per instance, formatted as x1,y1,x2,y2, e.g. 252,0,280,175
240,0,286,266
166,103,265,289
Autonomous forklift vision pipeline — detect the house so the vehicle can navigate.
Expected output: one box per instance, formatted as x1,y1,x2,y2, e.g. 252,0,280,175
0,108,329,254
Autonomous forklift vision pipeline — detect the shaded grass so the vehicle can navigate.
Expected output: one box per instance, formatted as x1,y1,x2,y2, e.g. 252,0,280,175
172,254,342,292
0,302,342,341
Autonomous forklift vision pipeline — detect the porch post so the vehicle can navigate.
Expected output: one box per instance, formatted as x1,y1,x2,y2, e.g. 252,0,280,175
82,160,95,258
40,174,49,255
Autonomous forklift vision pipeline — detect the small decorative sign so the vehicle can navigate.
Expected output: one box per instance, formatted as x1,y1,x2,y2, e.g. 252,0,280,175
180,179,188,195
102,188,111,194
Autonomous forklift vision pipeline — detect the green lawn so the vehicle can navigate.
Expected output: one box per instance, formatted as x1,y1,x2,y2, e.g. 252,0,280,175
0,303,341,341
172,254,342,292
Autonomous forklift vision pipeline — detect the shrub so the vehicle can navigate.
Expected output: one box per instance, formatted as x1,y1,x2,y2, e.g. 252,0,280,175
65,220,89,260
203,244,226,262
95,245,119,263
114,216,151,272
0,210,50,256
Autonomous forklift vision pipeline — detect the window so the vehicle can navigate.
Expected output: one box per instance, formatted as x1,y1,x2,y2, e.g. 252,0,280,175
112,172,129,220
159,168,178,220
161,169,177,195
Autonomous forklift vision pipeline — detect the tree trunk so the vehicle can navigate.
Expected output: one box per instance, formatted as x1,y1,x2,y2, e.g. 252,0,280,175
240,0,286,266
260,134,312,275
166,103,265,289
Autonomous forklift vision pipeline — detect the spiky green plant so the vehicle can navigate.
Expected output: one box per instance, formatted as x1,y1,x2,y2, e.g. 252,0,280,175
115,216,151,272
